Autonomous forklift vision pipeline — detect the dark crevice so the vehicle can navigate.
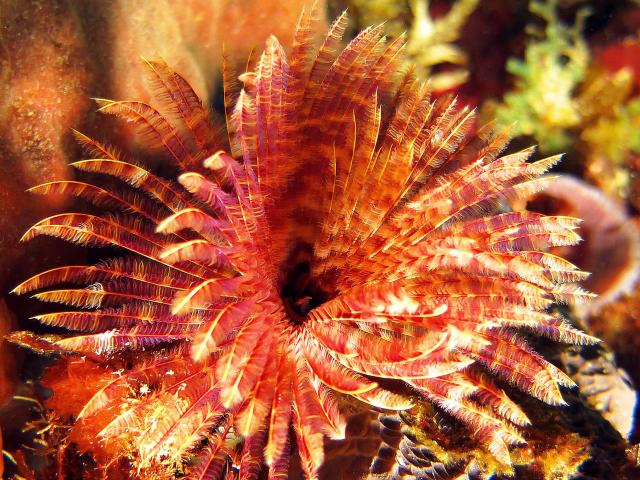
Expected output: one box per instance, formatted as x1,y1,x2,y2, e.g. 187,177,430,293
280,245,329,324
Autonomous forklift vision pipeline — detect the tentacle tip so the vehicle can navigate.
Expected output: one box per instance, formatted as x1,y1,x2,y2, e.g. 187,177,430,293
203,151,227,170
92,98,114,110
580,333,601,346
19,228,36,242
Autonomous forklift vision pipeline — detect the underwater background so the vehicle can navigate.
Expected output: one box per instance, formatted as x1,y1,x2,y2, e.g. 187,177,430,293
1,0,640,478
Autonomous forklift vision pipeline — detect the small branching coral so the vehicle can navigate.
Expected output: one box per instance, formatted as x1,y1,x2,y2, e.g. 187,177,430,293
485,0,640,205
577,66,640,202
11,8,597,479
490,1,640,202
491,0,590,151
349,0,479,91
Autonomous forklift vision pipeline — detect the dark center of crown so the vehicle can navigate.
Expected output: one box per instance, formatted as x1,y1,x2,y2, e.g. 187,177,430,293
281,247,329,324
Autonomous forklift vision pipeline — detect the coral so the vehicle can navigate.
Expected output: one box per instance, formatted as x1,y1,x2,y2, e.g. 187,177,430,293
0,0,94,294
598,38,640,91
490,0,590,152
0,381,68,480
349,0,479,91
11,8,597,479
486,2,640,204
588,281,640,385
577,65,640,202
318,411,383,479
521,175,640,317
561,342,637,441
368,404,594,480
369,337,639,480
406,0,479,91
348,0,407,37
518,175,640,438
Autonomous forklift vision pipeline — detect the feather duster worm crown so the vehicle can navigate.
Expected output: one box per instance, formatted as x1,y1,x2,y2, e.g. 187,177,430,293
13,8,597,479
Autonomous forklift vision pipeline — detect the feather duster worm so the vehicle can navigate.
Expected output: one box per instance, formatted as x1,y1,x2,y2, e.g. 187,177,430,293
12,8,597,479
